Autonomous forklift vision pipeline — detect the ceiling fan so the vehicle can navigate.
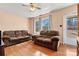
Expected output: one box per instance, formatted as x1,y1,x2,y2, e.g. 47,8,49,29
22,3,41,11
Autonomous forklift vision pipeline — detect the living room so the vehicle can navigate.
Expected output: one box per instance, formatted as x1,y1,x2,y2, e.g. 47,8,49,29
0,3,78,56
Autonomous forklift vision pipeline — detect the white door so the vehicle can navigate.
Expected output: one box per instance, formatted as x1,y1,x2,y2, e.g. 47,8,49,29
63,12,77,46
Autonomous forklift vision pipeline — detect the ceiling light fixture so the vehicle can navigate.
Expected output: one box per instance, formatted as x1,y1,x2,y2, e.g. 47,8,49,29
30,7,36,11
22,3,41,12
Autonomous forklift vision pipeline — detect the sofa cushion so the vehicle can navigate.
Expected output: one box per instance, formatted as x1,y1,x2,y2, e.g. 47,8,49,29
10,37,18,40
22,36,30,39
3,31,15,37
15,31,22,37
10,36,30,40
37,37,51,42
21,30,28,36
40,31,59,38
47,31,59,36
40,31,47,35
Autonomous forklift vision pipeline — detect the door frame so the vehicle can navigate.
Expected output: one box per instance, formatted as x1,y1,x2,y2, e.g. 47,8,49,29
63,11,77,45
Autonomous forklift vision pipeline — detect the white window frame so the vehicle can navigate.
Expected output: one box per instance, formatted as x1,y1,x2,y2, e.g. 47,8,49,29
33,16,51,34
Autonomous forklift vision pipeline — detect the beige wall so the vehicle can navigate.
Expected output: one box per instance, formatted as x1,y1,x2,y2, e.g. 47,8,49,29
51,4,77,43
0,11,30,32
29,4,77,43
0,4,76,43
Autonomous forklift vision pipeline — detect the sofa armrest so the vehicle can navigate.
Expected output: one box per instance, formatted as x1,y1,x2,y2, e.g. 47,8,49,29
32,35,43,38
32,35,39,39
51,36,59,41
51,36,59,51
51,36,60,47
27,33,32,36
3,35,10,39
2,36,10,46
32,35,43,41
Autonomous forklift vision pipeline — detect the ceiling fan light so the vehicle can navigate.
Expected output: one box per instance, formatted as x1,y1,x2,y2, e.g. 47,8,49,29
30,7,36,11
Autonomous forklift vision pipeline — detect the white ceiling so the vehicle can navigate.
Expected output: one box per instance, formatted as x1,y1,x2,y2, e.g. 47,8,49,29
0,3,75,17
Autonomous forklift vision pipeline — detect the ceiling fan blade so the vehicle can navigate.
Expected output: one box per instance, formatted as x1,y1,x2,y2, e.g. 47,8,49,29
22,4,30,7
22,3,41,11
36,7,41,10
22,4,26,6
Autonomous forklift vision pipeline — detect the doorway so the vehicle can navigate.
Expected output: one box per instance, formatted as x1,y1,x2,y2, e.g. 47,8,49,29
63,12,77,46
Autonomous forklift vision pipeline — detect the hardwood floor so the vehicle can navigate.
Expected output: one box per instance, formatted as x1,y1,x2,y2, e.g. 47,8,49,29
4,40,77,56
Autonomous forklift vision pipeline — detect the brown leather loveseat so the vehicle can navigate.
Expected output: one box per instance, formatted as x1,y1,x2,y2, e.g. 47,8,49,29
32,31,59,51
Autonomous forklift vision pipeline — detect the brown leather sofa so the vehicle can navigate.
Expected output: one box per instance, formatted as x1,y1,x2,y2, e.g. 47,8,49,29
3,30,31,46
32,31,59,51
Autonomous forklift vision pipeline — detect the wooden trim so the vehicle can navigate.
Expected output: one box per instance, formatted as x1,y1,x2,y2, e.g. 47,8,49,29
77,4,79,36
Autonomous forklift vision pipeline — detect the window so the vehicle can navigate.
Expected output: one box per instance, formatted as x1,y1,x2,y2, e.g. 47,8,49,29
33,18,41,34
33,16,51,34
67,17,77,32
41,16,50,31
